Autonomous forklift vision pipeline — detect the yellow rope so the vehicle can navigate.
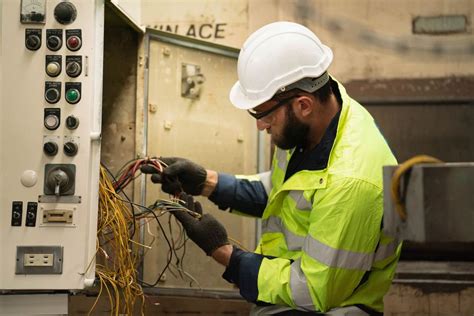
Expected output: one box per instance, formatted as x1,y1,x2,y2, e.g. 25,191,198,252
390,155,442,221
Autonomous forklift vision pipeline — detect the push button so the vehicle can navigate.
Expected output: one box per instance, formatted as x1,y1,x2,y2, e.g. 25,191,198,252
45,82,61,104
66,36,81,51
66,89,80,104
65,82,81,104
44,108,61,131
54,2,77,25
46,55,62,77
66,29,82,51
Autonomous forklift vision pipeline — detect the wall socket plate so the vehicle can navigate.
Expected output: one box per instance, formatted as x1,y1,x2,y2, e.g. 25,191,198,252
16,246,63,274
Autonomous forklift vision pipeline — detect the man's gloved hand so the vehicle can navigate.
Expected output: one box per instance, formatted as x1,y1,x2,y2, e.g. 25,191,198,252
141,157,207,195
175,194,229,256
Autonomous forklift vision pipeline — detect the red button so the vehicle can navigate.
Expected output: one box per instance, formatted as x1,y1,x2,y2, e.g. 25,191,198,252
67,36,81,49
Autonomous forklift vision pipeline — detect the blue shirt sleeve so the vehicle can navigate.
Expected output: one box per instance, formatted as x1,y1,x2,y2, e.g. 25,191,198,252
208,173,268,217
222,247,293,305
222,246,264,302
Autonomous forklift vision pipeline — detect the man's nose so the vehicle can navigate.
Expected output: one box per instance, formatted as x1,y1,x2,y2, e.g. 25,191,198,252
256,119,270,131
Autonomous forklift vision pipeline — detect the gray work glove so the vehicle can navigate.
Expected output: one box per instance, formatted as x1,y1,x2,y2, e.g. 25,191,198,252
141,157,207,195
176,194,229,256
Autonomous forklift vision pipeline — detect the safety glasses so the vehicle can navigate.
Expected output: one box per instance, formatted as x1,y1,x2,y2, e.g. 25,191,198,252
247,95,298,121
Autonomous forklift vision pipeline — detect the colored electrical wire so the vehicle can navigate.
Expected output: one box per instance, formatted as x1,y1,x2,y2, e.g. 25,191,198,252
91,165,145,315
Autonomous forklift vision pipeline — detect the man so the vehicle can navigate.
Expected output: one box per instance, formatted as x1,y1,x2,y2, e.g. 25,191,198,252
143,21,401,315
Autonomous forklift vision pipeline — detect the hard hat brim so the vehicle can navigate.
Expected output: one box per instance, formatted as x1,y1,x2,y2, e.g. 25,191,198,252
229,81,269,110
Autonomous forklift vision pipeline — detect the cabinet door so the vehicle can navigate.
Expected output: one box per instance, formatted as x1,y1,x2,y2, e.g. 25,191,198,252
144,34,259,290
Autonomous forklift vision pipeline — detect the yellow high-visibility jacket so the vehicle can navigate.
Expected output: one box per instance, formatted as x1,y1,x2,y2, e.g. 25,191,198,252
216,81,401,313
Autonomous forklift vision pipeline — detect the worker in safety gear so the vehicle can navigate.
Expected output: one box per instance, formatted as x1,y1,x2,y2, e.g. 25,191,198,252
142,21,401,315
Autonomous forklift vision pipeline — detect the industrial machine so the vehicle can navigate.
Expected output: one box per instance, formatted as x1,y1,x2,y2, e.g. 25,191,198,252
0,0,103,313
384,161,474,244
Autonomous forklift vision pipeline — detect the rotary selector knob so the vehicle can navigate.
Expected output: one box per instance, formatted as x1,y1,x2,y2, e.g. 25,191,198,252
26,34,41,50
45,88,60,103
54,2,77,25
47,35,62,51
66,61,81,77
64,142,78,156
46,62,61,77
46,169,70,196
43,142,59,156
13,211,21,219
44,114,60,130
66,116,79,130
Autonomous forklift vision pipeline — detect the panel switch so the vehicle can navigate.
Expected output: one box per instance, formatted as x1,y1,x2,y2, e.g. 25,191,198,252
25,202,38,227
11,201,23,226
46,29,63,51
45,82,61,104
65,82,81,104
66,30,82,51
44,108,61,130
46,55,62,77
25,29,42,51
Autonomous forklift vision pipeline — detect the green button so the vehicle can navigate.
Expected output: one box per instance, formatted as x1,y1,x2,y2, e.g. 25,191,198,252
66,89,79,103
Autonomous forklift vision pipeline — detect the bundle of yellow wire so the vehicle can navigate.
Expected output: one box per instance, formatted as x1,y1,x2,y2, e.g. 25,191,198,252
89,165,145,315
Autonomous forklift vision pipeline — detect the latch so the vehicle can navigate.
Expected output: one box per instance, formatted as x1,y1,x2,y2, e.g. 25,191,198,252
181,63,205,99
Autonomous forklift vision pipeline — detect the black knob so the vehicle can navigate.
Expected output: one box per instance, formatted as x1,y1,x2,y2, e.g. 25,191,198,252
66,62,81,77
54,2,77,25
26,35,41,50
13,211,21,219
43,142,59,156
47,35,62,51
64,142,78,156
45,88,60,103
66,116,79,130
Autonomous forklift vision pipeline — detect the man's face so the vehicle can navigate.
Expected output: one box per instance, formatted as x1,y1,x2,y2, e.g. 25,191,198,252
251,96,310,150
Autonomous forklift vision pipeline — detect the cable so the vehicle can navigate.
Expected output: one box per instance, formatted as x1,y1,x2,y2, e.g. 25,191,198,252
91,165,145,315
390,155,442,221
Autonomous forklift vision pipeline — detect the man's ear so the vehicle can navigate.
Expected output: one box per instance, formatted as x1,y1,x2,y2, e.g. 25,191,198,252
295,95,314,118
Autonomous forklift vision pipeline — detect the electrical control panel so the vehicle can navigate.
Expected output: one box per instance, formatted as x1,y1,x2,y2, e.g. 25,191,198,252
0,0,103,290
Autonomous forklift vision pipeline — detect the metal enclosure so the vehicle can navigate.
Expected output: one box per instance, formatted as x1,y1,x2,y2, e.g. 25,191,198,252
142,30,261,291
0,1,103,290
383,163,474,243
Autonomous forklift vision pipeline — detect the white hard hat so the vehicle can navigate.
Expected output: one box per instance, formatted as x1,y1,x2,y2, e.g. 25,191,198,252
229,21,333,110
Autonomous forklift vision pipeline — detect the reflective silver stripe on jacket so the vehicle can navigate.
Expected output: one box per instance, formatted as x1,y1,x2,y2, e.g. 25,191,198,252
289,190,312,210
304,238,373,270
290,259,316,311
276,148,287,170
262,216,305,251
304,237,401,270
262,215,281,233
263,215,400,270
374,238,400,263
258,171,272,195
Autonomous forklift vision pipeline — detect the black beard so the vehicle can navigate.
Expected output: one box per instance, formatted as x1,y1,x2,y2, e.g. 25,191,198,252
274,105,310,150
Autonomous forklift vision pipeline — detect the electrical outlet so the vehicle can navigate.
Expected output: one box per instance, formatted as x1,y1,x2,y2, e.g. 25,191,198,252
24,254,54,267
16,246,63,274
